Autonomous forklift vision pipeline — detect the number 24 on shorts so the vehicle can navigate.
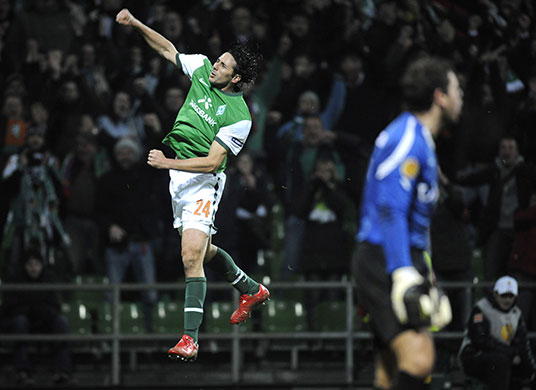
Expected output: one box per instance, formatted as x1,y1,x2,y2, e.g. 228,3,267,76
194,200,211,218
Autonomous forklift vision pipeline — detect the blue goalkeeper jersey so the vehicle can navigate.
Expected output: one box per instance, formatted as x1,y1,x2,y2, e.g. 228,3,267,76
357,112,439,274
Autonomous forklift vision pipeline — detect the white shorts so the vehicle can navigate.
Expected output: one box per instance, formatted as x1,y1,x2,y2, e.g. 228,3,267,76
168,170,226,236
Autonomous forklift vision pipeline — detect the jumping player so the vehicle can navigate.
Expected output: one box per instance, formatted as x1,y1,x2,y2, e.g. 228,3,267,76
352,57,463,389
115,8,269,362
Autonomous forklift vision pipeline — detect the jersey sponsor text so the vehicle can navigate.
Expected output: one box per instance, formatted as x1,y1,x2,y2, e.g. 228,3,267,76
189,99,216,126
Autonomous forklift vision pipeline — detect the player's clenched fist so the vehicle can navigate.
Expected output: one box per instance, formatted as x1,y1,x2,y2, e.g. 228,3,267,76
147,149,168,169
116,8,136,26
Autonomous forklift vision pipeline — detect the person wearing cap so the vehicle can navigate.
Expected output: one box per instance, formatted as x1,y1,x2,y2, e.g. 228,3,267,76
458,275,536,390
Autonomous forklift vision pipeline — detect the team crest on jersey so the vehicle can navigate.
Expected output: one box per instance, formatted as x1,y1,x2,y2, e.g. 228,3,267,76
400,157,420,179
216,105,226,116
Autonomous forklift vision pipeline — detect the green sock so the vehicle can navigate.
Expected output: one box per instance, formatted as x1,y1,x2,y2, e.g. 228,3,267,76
207,248,259,295
183,277,206,342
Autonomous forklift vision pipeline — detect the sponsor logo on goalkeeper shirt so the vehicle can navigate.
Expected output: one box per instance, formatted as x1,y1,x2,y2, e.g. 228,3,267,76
189,99,216,126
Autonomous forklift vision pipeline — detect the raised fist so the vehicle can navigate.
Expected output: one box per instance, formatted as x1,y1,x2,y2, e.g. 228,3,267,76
116,8,135,26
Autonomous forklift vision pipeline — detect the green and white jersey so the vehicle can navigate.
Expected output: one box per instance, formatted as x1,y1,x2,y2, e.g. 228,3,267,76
162,53,252,172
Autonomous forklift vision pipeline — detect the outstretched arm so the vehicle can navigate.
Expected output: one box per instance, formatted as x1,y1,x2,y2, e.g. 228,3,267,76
116,8,178,66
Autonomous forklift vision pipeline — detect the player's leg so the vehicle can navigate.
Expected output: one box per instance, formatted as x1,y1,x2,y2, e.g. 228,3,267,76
374,347,397,389
168,228,209,362
204,240,269,324
390,330,435,390
353,243,434,389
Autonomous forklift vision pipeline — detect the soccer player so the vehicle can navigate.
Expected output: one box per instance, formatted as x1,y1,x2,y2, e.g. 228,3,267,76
115,8,269,362
352,57,463,389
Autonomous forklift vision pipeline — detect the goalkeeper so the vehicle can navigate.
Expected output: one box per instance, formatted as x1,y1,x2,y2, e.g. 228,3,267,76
352,57,463,390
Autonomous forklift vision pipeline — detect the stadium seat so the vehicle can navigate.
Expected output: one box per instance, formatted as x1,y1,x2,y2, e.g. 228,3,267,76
262,300,307,332
154,300,184,334
204,301,251,333
95,302,113,334
73,275,109,309
119,303,144,334
311,301,350,332
61,302,92,335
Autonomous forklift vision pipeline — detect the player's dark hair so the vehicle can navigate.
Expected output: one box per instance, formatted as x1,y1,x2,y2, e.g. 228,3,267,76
228,43,262,91
401,56,453,112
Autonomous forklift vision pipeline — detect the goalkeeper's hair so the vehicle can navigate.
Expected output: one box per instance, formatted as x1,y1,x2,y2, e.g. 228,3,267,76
228,43,262,92
401,56,453,113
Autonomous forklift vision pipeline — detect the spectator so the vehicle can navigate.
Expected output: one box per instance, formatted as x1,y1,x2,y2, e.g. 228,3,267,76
4,0,76,73
276,74,345,143
431,183,474,331
272,51,331,122
455,136,536,281
61,131,107,275
246,33,290,154
77,42,112,105
96,137,164,332
2,245,74,386
279,114,345,280
157,85,185,133
0,0,14,76
297,154,353,282
220,6,256,49
365,0,400,83
332,52,390,201
430,183,474,375
0,94,28,157
514,72,536,164
96,90,144,158
459,275,536,390
213,151,275,276
47,77,97,161
507,190,536,330
1,125,67,280
284,11,316,61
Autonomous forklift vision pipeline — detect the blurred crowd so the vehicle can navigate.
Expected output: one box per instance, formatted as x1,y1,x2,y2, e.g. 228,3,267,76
0,0,536,339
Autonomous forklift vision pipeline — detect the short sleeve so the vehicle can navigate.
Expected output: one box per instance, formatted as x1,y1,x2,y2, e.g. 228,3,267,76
176,53,208,80
215,120,251,156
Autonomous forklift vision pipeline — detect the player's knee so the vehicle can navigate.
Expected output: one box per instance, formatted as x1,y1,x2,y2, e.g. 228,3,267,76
400,352,434,378
181,246,203,272
393,330,435,378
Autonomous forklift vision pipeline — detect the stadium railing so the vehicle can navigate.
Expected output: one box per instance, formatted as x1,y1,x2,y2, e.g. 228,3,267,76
0,280,528,386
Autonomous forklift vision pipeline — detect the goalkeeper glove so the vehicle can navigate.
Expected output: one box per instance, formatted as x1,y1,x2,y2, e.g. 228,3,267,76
391,266,452,329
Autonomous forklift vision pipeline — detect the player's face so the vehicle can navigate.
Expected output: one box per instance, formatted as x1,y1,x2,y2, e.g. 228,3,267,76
209,52,240,90
441,71,463,122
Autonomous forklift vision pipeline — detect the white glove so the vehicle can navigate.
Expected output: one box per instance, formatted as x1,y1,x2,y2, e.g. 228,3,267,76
422,286,452,330
392,266,452,329
391,266,425,324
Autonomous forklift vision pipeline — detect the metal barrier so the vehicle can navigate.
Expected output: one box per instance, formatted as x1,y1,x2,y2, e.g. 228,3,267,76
0,280,531,386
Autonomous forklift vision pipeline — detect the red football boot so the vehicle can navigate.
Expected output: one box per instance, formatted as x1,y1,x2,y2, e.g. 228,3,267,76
168,334,198,362
230,284,270,325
